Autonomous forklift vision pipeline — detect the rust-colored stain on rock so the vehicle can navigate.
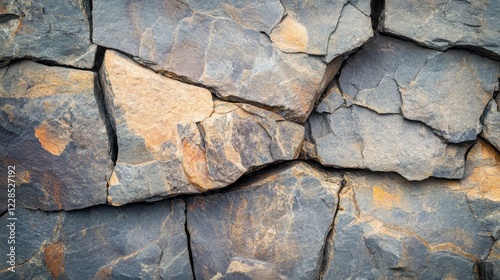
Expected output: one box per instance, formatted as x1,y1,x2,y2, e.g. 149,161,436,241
270,15,308,53
372,185,402,209
34,121,71,156
44,242,66,279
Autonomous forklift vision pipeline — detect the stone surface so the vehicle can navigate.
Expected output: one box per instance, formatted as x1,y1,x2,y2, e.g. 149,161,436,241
0,0,96,68
100,50,304,206
0,61,113,211
322,140,499,279
92,0,344,122
270,0,372,61
187,161,342,280
339,35,500,142
483,241,500,279
0,199,191,279
309,104,468,181
482,97,500,151
381,0,500,59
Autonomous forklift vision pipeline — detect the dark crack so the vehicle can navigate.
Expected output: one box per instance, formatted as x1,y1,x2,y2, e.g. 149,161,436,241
370,0,384,31
0,13,19,24
183,199,196,280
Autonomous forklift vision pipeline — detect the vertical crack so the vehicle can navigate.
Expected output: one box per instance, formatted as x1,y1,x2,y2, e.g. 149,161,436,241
184,198,196,280
370,0,384,31
318,172,345,279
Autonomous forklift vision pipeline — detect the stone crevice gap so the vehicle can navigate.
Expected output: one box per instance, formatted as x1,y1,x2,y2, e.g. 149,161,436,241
183,198,196,280
370,0,384,31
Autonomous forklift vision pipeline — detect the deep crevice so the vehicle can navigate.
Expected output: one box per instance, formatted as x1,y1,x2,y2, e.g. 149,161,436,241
183,199,196,280
91,46,106,72
370,0,384,31
0,13,19,24
0,210,7,218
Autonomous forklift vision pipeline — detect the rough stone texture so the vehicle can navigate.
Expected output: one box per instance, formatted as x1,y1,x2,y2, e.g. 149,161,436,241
322,140,499,279
91,0,346,122
309,104,468,181
339,35,500,142
0,0,96,68
100,50,304,206
482,97,500,151
483,241,500,279
187,162,342,280
0,61,113,210
270,0,372,61
0,199,191,279
381,0,500,59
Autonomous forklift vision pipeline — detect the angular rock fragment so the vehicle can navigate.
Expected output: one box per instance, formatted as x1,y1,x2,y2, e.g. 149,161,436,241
92,0,345,122
0,61,113,210
339,35,500,143
322,140,499,279
270,0,372,61
0,200,191,279
482,97,500,151
187,162,342,280
483,241,500,279
100,50,304,206
0,0,96,68
309,105,468,181
381,0,500,59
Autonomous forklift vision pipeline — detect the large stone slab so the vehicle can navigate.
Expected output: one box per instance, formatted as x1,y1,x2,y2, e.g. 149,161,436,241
100,50,304,206
322,140,499,279
92,0,342,122
482,97,500,151
381,0,500,59
187,162,342,280
269,0,372,60
308,104,468,181
0,199,191,279
0,61,113,211
0,0,96,68
338,35,500,143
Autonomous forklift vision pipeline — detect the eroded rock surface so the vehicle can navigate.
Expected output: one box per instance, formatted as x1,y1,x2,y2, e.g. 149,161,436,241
322,139,499,280
0,61,113,210
482,97,500,151
381,0,500,59
91,0,362,122
187,162,342,280
339,35,500,143
0,199,191,279
100,50,304,206
0,0,96,68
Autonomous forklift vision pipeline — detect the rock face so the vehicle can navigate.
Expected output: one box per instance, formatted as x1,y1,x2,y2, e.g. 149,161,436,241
322,139,500,279
482,97,500,151
309,105,468,181
0,199,191,279
339,35,499,143
0,0,96,68
100,50,304,206
381,0,500,59
0,61,113,210
91,0,370,121
187,162,342,280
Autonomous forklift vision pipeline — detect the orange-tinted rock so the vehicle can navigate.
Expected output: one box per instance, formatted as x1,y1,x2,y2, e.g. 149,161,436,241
0,61,113,210
100,50,304,206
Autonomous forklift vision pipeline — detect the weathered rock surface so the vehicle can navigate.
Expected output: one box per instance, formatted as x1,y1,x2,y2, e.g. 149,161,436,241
100,50,304,206
0,0,96,68
482,97,500,151
483,241,500,279
339,35,500,143
187,162,342,280
381,0,500,59
269,0,372,61
0,61,113,210
322,139,499,279
309,104,468,181
91,0,352,122
0,199,191,279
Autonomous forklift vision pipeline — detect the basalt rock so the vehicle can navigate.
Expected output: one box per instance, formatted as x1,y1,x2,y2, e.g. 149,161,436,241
322,139,499,280
0,199,191,279
0,0,96,68
100,50,304,206
187,162,342,280
0,61,113,211
381,0,500,59
482,97,500,152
